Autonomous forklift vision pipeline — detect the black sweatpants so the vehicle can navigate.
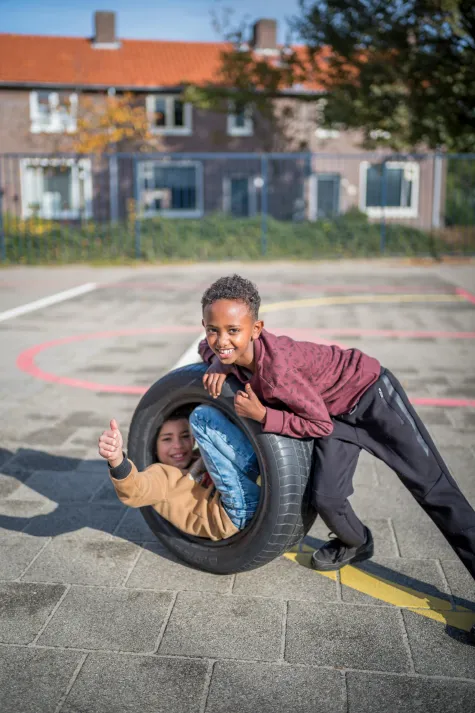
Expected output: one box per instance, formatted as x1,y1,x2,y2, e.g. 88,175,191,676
311,368,475,579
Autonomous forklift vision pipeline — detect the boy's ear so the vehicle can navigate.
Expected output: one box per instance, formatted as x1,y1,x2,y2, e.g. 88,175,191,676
201,318,205,328
253,320,264,339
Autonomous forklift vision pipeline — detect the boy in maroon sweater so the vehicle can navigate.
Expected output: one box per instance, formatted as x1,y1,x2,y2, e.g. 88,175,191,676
199,274,475,580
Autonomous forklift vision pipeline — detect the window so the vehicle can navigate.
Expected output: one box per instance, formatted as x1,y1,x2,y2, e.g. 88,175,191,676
29,91,78,133
360,161,420,218
223,176,257,217
20,158,92,219
139,161,203,218
309,173,341,220
227,102,253,136
146,95,192,135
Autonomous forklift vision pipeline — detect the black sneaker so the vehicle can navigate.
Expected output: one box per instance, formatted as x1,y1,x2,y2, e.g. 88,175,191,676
311,527,374,572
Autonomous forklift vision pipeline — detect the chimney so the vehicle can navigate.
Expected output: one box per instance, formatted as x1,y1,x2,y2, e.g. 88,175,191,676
252,19,277,52
93,11,119,48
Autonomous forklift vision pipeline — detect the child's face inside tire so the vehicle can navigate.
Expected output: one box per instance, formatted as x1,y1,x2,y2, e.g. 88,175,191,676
156,418,194,470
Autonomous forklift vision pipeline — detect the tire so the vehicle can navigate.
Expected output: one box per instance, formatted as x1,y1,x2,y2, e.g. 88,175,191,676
127,363,317,574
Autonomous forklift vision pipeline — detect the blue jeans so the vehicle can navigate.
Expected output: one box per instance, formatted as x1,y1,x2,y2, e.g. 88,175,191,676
189,405,260,529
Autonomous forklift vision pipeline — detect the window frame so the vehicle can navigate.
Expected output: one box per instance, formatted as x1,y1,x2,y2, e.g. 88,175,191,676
139,160,203,219
308,172,341,220
359,160,420,218
223,175,257,217
227,101,253,137
146,95,193,136
20,157,93,220
29,91,78,134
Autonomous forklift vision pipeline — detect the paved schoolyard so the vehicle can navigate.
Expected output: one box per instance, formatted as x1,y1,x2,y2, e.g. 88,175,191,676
0,260,474,713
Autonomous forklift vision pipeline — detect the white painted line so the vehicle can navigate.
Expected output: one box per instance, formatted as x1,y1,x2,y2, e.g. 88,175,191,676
173,333,205,369
0,283,97,323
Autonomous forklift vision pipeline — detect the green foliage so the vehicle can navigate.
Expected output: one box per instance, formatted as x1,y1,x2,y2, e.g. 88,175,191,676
2,210,473,265
293,0,475,151
445,159,475,226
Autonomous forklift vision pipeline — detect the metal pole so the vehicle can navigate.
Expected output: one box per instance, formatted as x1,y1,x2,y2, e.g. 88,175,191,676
380,162,387,254
0,159,5,263
133,156,141,260
109,154,119,223
261,154,268,257
431,152,443,230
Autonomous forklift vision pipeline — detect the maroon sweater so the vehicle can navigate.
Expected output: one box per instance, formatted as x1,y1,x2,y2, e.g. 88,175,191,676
198,329,381,438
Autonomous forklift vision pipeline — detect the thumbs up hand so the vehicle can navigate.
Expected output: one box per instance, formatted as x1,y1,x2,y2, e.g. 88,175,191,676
234,383,267,423
98,419,124,467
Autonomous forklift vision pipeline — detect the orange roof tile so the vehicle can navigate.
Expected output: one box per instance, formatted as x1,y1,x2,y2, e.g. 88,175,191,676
0,33,322,92
0,34,231,88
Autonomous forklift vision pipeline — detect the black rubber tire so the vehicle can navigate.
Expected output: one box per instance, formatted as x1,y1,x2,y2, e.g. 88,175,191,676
127,363,317,574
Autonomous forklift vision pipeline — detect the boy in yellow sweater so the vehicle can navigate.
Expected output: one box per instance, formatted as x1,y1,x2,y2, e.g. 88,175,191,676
98,406,260,540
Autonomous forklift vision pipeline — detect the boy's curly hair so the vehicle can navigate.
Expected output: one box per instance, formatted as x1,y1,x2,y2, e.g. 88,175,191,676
201,274,261,320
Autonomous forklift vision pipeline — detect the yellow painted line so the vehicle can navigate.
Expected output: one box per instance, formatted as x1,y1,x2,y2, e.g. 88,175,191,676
261,294,464,313
284,545,475,631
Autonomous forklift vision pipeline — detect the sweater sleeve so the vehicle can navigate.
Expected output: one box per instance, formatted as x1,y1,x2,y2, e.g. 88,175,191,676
109,459,170,508
262,373,334,439
198,338,216,364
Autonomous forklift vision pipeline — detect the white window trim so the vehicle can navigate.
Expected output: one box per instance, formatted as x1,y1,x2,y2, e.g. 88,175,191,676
223,175,257,217
29,91,78,134
20,157,93,220
146,95,192,136
359,160,420,218
139,160,203,219
227,102,253,137
308,173,341,221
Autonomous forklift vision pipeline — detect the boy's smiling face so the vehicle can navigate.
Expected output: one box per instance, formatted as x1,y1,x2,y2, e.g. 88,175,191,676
203,299,263,368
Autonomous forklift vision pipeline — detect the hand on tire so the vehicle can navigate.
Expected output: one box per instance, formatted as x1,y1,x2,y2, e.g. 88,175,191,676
203,361,232,398
98,419,123,467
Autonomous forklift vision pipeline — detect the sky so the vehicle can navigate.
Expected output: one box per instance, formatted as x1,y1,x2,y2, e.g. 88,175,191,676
0,0,302,43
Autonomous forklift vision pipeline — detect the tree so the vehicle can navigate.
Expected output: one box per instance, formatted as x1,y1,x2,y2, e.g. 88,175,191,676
184,9,315,151
194,1,475,152
66,92,162,154
292,0,475,151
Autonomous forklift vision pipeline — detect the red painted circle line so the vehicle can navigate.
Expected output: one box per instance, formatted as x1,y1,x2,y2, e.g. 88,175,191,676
16,326,475,407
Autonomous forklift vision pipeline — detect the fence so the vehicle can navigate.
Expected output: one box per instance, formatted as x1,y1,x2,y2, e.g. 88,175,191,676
1,152,474,263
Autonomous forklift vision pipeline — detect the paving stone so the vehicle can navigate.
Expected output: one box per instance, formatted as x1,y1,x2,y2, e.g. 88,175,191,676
113,506,156,541
392,520,457,560
127,543,233,593
206,660,345,713
159,591,283,661
23,503,125,539
0,645,83,713
90,477,123,503
286,602,410,672
0,533,46,580
0,499,53,535
348,484,422,520
38,585,173,652
233,552,338,602
340,558,451,608
7,468,107,503
0,471,31,498
62,653,207,713
402,610,475,678
0,582,66,643
347,671,475,713
21,535,140,585
440,559,475,609
4,448,83,473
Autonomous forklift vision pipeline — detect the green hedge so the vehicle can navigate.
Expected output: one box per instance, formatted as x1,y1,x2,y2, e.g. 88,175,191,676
2,209,474,264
